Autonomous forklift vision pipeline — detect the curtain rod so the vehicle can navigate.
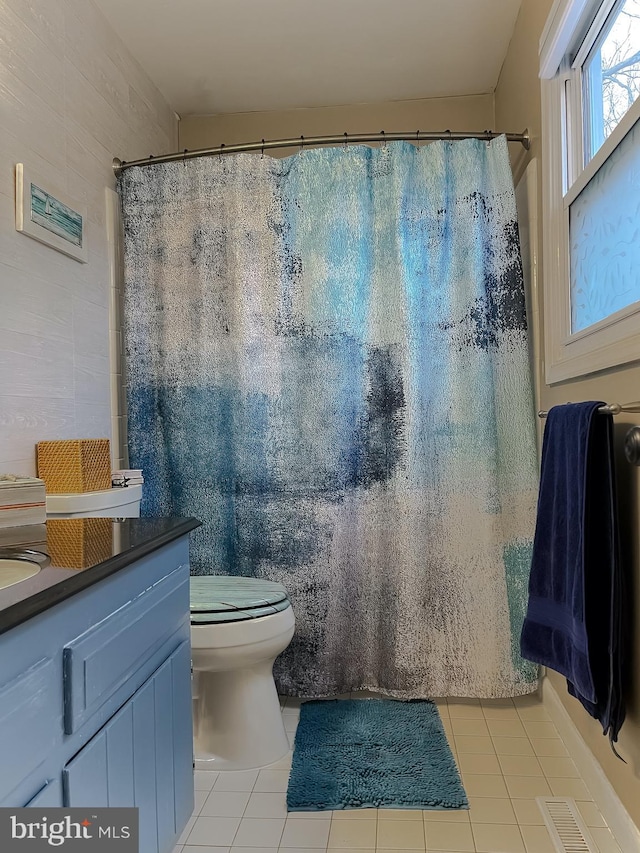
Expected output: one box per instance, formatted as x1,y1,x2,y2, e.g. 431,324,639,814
538,402,640,418
112,128,530,174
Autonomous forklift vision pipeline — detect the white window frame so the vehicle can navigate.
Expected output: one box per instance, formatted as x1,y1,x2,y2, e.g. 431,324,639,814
540,0,640,383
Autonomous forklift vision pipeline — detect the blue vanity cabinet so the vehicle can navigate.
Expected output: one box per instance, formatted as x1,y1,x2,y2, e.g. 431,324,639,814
64,641,193,853
0,528,196,853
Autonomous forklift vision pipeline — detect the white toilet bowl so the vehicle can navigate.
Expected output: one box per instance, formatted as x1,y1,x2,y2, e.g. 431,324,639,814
190,577,295,771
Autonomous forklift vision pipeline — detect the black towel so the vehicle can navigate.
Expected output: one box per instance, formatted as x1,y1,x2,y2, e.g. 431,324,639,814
520,402,627,751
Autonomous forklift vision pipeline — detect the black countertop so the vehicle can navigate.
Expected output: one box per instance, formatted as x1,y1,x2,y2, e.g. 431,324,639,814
0,517,201,637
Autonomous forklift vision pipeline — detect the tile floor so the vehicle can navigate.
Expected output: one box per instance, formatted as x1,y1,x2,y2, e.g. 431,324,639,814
173,693,624,853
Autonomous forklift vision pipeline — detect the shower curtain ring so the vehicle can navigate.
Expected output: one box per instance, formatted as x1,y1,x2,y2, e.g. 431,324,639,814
183,148,188,166
416,130,420,142
344,132,348,149
446,129,452,141
300,135,304,153
261,139,265,159
219,143,225,159
380,130,386,148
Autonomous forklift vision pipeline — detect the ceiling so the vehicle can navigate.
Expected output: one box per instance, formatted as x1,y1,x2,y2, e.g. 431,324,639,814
94,0,522,117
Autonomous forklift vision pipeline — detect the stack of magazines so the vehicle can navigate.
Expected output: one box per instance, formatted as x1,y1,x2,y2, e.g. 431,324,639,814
112,469,144,487
0,475,46,528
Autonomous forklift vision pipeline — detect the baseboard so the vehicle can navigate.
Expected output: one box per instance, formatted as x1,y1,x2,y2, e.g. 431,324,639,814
541,676,640,852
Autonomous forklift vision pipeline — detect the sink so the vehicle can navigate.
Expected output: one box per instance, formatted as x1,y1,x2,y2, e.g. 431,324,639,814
0,549,50,590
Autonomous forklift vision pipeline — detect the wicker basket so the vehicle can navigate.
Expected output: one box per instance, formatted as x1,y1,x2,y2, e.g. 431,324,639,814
46,518,113,570
36,439,111,494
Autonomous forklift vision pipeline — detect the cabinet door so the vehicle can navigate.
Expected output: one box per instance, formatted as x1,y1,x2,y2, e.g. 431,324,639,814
25,778,63,807
0,658,59,804
64,641,194,853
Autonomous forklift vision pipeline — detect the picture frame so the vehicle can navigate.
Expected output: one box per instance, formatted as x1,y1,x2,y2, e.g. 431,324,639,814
15,163,88,263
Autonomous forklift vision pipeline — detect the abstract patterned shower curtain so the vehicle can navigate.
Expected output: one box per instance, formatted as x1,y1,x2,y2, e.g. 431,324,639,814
119,137,539,698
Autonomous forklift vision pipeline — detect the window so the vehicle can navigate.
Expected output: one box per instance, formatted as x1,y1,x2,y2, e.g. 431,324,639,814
540,0,640,381
582,0,640,162
569,117,640,332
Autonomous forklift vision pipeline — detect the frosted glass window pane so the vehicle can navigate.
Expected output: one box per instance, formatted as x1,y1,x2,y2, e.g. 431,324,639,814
570,118,640,333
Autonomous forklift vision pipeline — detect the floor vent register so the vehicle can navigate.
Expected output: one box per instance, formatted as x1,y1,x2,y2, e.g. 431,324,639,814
536,797,598,853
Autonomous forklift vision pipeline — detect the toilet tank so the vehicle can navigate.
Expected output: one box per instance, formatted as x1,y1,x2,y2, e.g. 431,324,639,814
45,484,143,518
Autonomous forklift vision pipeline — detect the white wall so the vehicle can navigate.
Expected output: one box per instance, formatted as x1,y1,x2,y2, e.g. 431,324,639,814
0,0,177,476
180,95,495,152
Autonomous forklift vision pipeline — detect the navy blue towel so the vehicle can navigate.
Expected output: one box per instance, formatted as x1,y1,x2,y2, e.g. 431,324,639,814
521,402,627,750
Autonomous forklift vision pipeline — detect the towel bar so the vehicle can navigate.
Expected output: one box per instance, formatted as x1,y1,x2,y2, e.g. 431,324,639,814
537,401,640,418
536,403,640,466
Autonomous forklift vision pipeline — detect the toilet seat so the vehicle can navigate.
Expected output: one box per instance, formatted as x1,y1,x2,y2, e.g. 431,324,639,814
190,576,290,624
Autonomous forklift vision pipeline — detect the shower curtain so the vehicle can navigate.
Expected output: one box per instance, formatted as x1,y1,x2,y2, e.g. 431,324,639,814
119,136,539,698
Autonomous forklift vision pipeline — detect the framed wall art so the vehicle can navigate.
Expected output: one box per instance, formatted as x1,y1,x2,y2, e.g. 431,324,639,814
15,163,88,263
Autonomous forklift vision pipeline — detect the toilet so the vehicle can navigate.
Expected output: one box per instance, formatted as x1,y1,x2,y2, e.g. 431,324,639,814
190,576,295,771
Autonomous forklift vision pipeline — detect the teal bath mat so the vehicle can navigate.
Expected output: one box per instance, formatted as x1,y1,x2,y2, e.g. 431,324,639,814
287,699,468,811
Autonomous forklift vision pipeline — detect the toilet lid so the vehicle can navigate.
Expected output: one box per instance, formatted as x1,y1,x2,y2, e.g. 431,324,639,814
190,576,290,624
